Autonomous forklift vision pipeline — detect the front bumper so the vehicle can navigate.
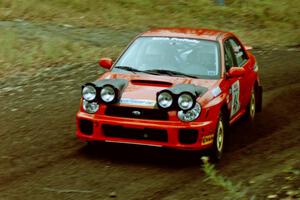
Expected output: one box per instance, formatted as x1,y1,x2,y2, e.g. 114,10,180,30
76,111,217,151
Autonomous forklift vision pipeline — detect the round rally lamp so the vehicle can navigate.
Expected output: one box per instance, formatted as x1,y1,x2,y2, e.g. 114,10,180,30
178,92,195,111
157,91,173,109
100,85,116,103
82,84,97,102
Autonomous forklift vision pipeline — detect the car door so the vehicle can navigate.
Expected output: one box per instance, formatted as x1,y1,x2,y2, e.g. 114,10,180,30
223,39,240,118
227,37,251,111
223,38,248,119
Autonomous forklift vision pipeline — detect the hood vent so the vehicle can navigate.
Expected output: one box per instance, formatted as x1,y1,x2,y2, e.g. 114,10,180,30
131,79,173,87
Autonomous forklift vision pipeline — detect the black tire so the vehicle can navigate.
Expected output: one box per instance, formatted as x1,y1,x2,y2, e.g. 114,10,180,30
85,141,99,149
209,112,226,162
256,85,263,112
245,88,256,121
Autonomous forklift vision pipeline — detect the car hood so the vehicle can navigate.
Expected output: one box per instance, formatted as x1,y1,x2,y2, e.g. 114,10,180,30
99,72,219,107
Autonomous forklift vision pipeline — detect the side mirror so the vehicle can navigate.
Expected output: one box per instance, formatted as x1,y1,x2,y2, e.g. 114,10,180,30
99,58,113,70
245,46,253,51
227,67,245,78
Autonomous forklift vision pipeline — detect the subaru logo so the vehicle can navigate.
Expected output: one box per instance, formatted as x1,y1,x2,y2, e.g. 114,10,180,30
132,110,141,116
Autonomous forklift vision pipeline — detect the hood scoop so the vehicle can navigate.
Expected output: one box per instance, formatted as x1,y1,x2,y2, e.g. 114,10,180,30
131,79,173,87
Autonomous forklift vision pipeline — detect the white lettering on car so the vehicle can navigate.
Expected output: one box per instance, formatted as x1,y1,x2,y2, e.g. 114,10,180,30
119,98,156,106
152,37,200,44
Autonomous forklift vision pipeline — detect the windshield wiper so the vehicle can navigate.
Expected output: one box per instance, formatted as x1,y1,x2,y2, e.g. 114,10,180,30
143,69,199,78
114,66,143,74
114,67,199,78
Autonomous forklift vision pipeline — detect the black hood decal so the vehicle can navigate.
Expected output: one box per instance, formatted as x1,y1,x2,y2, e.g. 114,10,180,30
165,84,208,97
93,78,128,93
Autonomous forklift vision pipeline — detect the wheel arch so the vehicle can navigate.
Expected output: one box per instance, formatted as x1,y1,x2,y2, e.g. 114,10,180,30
220,103,230,127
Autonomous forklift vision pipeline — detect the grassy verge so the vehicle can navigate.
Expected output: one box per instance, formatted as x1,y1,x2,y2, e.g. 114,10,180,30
0,28,120,77
201,157,253,200
0,0,299,46
0,0,299,77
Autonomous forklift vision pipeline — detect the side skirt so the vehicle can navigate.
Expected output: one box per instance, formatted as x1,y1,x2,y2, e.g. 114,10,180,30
229,109,246,125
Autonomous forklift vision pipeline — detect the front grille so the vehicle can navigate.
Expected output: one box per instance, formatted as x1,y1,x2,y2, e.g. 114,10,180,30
105,106,169,121
102,124,168,142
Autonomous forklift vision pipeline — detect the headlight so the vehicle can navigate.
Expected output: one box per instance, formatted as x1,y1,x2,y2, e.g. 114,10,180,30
157,91,173,109
83,100,99,114
177,103,201,122
100,85,116,103
178,93,195,111
82,85,97,102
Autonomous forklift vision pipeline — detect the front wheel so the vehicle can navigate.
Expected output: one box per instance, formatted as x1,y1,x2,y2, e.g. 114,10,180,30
209,112,226,162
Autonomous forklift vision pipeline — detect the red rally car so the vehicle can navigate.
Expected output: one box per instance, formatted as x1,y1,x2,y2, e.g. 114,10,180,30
76,28,263,160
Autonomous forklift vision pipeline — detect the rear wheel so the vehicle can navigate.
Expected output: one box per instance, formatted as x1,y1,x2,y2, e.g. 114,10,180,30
245,89,256,121
209,112,226,162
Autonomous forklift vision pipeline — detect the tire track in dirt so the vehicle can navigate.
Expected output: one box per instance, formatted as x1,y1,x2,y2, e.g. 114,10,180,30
0,81,299,199
0,63,100,189
0,147,79,189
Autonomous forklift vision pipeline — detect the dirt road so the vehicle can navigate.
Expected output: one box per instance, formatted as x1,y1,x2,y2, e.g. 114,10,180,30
0,22,299,200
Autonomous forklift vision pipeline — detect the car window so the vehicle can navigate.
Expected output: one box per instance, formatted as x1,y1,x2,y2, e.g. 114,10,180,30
228,38,248,67
114,36,221,79
224,40,235,71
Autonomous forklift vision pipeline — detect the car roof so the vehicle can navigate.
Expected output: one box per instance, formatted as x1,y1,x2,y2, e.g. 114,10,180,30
141,28,228,41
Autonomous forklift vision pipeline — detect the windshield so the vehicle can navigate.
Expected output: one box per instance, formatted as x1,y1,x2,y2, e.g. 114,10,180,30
113,36,220,79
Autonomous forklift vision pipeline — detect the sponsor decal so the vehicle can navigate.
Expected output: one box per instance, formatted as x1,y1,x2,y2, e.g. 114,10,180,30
152,37,200,44
230,80,240,117
119,98,156,106
202,134,214,145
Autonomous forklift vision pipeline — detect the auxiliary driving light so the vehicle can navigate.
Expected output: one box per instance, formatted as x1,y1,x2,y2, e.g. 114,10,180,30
178,92,195,111
100,85,116,103
82,84,97,102
157,91,173,109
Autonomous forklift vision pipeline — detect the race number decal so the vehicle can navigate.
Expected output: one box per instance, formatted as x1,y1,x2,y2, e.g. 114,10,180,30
230,80,240,117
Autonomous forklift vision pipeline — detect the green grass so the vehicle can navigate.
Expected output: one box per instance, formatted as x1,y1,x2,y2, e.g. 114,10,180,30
201,156,253,200
0,0,299,77
0,28,115,77
1,0,299,46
